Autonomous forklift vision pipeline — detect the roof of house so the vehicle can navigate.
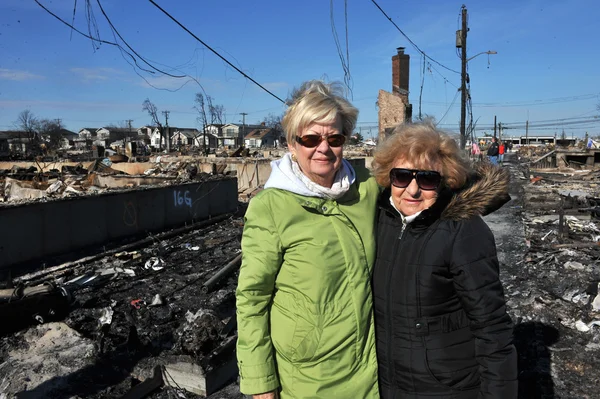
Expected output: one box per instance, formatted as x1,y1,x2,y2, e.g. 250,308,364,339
80,128,99,133
244,128,274,140
222,123,266,130
172,130,199,139
105,127,138,135
0,130,26,139
58,129,78,137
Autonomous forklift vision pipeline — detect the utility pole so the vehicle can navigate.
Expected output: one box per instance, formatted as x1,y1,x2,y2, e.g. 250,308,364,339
459,5,468,150
525,120,529,146
126,119,133,141
498,122,502,142
240,112,247,148
493,115,497,138
162,110,170,152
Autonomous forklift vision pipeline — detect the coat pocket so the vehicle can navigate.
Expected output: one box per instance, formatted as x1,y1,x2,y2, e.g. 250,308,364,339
270,301,320,364
424,327,479,390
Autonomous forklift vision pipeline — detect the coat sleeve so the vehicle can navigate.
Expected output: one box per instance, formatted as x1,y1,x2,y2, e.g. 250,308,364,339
449,217,518,398
236,194,283,395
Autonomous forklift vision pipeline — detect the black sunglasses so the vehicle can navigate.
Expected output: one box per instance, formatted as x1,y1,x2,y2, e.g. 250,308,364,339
295,134,346,148
389,168,442,191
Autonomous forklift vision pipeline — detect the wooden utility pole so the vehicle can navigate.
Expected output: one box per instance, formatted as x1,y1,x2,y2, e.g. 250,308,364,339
493,115,497,138
126,119,133,141
459,5,468,150
240,112,247,148
498,122,502,141
162,110,170,152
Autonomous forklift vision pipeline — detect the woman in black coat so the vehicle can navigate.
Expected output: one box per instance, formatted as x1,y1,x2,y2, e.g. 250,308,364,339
371,122,517,399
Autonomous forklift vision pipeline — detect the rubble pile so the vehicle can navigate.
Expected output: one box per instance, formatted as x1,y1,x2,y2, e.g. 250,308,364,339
502,161,600,397
2,151,600,398
516,144,556,161
0,160,227,204
0,216,246,398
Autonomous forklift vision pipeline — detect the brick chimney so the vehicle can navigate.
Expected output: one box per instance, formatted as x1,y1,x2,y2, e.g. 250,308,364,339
392,47,410,96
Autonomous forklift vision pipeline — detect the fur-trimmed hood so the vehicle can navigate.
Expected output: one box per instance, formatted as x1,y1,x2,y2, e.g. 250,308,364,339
378,163,511,223
441,162,511,221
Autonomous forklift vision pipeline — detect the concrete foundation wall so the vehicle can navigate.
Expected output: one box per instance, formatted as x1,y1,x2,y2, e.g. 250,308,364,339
0,178,238,269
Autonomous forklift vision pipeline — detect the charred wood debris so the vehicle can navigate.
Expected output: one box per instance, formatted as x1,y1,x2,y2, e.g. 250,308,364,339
0,211,247,398
0,159,226,204
1,149,600,397
504,149,600,398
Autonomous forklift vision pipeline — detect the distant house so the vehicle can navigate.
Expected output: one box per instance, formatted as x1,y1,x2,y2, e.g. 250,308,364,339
78,127,99,139
219,123,266,147
244,128,280,148
137,126,156,144
204,124,224,138
0,131,36,154
171,128,200,147
196,132,218,150
0,131,11,155
0,131,25,155
149,128,166,148
104,127,139,141
43,128,78,150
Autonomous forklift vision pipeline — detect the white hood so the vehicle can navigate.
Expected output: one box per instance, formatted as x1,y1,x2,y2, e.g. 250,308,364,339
264,153,356,199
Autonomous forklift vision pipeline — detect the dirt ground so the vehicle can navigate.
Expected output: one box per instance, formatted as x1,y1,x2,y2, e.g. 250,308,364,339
1,152,599,398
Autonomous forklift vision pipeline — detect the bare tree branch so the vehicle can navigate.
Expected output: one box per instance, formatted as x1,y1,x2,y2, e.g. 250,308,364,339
142,98,164,149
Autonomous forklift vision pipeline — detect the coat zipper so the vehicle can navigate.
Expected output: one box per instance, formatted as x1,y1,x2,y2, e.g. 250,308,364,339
385,219,409,394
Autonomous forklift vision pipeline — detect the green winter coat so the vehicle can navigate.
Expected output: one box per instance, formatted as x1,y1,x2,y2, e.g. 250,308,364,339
236,165,380,398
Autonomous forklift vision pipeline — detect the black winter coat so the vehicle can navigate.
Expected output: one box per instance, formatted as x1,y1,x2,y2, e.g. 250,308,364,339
373,164,517,399
487,142,499,157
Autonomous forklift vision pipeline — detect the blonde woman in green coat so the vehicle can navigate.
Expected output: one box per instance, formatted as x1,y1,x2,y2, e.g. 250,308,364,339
236,80,380,399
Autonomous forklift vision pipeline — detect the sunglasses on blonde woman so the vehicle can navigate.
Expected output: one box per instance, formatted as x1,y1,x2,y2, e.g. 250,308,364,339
295,134,346,148
389,168,442,191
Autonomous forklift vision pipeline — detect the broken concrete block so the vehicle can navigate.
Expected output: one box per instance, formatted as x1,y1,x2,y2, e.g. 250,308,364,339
564,261,585,270
4,177,46,201
46,180,65,195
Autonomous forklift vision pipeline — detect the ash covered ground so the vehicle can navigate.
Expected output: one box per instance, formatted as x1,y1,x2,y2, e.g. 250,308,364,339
1,152,600,398
0,212,247,398
488,152,600,399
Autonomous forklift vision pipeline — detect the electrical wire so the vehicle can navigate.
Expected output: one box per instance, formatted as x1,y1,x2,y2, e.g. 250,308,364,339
69,0,77,41
436,89,460,125
330,0,353,98
147,0,285,104
95,0,185,78
370,0,460,75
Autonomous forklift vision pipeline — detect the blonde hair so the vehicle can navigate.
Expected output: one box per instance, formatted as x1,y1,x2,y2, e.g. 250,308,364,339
282,80,358,144
372,122,470,189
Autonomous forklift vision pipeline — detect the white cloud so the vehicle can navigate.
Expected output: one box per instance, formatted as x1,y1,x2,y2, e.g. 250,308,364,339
69,67,125,82
262,82,289,91
0,69,44,81
0,99,140,112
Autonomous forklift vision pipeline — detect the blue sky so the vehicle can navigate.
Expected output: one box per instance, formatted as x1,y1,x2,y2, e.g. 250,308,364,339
1,0,599,139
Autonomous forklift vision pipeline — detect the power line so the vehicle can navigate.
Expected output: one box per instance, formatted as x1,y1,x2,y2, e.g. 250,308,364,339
471,93,599,108
370,0,460,75
330,0,353,98
95,0,185,79
436,89,461,125
417,93,599,107
147,0,285,104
